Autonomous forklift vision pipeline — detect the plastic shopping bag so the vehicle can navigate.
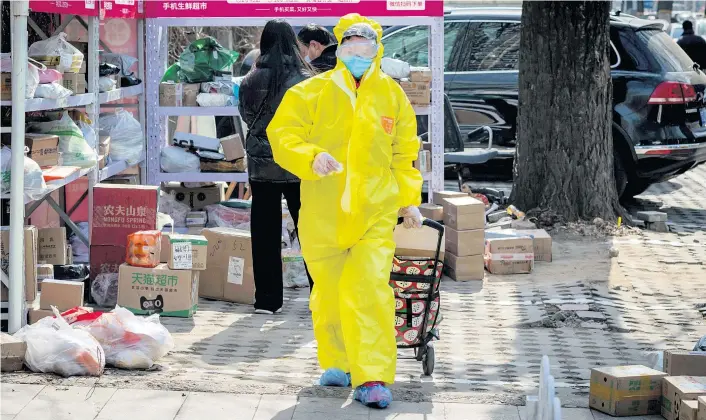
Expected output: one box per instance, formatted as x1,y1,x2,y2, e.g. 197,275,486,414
34,82,73,99
14,307,105,377
178,37,239,83
196,93,236,107
101,53,138,76
282,238,308,289
28,32,83,73
74,306,174,369
98,76,117,93
205,204,250,229
91,273,119,307
99,110,144,165
0,146,48,201
31,112,97,168
0,54,41,99
381,57,411,79
160,146,200,173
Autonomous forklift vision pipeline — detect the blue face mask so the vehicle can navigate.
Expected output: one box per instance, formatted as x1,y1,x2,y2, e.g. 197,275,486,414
341,56,373,79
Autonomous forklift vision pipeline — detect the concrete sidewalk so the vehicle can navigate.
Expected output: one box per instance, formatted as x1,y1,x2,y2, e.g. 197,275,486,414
0,384,664,420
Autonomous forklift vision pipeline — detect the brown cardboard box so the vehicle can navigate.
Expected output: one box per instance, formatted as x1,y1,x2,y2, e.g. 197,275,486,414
399,80,430,105
665,351,706,376
62,72,86,93
511,229,552,262
24,133,59,167
161,233,208,271
159,82,184,106
38,227,68,265
484,237,534,275
0,332,27,372
39,279,84,311
697,396,705,420
117,263,198,317
445,227,484,257
409,66,432,83
76,80,87,94
444,253,484,281
37,264,54,291
393,223,445,260
162,183,225,210
92,184,159,246
183,83,200,106
432,190,467,206
682,400,700,420
414,150,431,173
0,73,11,100
1,226,38,302
220,134,246,161
662,377,706,420
419,203,443,222
589,365,666,417
28,308,54,324
442,196,485,231
201,228,255,304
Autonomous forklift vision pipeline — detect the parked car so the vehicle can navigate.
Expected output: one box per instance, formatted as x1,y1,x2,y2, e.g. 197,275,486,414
382,8,706,199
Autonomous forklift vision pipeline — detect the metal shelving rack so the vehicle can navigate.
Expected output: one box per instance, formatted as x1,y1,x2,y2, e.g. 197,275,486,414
145,8,444,198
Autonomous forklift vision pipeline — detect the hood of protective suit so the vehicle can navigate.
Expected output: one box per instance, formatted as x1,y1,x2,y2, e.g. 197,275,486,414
332,14,385,80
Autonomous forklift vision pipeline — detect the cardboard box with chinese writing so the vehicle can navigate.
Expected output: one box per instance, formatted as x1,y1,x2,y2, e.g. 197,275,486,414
393,223,445,260
697,396,705,420
409,67,432,83
24,133,59,167
589,365,666,417
484,237,534,275
665,351,706,376
89,245,125,281
442,196,485,231
662,376,706,420
444,253,484,281
62,72,86,93
162,182,225,210
682,400,700,420
511,229,553,262
445,227,483,257
161,233,208,271
399,80,430,106
92,184,159,246
1,226,38,303
201,228,254,304
39,279,84,311
117,263,198,318
38,227,68,265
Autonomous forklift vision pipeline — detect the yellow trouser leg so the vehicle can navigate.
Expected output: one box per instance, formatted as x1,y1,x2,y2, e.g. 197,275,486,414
308,253,349,373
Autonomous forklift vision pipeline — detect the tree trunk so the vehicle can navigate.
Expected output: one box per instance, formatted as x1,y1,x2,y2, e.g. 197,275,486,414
512,0,619,222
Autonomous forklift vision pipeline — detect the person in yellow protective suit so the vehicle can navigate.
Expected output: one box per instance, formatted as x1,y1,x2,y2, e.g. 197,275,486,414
267,14,423,409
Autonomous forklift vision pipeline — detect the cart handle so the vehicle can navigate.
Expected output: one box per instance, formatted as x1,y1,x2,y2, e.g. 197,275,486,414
397,217,444,233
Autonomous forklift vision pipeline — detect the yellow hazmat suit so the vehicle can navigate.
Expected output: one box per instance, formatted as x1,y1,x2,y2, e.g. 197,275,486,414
267,14,422,386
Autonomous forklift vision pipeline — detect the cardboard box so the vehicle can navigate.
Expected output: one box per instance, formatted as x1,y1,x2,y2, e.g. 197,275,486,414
62,72,86,93
39,279,84,311
162,183,225,210
511,229,552,262
220,134,245,161
442,196,485,231
399,80,430,105
24,133,59,167
445,227,483,257
0,332,27,372
414,150,431,173
159,82,184,106
484,237,534,275
89,244,125,281
201,228,255,304
682,400,700,420
183,83,200,106
444,253,484,281
0,73,11,100
432,191,467,206
393,223,445,260
38,227,68,265
28,308,54,324
589,365,667,417
409,66,432,83
665,351,706,376
92,184,159,246
419,203,443,222
162,234,208,271
36,264,54,286
697,396,705,420
662,377,706,420
1,226,38,302
173,132,222,153
75,80,87,94
117,263,199,317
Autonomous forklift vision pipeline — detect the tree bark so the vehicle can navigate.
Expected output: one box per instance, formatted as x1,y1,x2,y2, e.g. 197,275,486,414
512,0,619,222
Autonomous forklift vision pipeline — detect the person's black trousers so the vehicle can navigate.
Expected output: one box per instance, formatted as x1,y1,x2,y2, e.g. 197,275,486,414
249,181,313,312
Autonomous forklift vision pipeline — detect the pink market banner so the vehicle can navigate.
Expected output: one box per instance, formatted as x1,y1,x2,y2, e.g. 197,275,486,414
101,0,143,18
29,0,100,16
145,0,443,18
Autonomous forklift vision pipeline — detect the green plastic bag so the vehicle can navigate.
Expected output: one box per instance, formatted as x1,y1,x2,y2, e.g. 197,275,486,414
178,37,239,83
161,63,181,83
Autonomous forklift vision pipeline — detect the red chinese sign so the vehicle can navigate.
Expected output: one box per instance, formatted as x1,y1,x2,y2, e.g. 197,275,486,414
29,0,100,16
145,0,443,18
101,0,143,18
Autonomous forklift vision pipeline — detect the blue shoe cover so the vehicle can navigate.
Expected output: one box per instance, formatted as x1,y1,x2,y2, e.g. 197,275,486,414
319,368,351,387
354,383,392,409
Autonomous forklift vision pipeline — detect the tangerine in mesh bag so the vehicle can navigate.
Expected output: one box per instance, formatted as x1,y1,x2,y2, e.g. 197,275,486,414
126,230,162,268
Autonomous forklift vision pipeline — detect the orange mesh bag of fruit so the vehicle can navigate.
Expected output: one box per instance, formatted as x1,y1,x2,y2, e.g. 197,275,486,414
126,230,162,268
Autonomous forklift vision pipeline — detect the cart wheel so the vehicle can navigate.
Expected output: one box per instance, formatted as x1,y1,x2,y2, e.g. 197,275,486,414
422,345,435,376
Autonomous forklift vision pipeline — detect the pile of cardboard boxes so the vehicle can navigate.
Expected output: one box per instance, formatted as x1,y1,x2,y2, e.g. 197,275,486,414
399,67,432,106
589,351,706,419
442,195,486,281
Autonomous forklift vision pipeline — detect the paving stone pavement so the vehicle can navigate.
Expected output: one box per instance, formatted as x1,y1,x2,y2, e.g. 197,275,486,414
1,167,705,413
0,384,666,420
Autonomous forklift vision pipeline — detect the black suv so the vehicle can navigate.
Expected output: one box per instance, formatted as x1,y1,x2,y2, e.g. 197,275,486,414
383,8,706,198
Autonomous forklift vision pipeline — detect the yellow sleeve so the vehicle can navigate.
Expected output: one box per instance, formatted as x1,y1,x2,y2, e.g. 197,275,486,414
392,95,423,208
267,88,326,181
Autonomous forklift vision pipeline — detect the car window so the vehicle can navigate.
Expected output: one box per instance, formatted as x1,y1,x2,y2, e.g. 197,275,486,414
619,28,694,72
447,21,521,72
382,22,465,69
610,42,619,68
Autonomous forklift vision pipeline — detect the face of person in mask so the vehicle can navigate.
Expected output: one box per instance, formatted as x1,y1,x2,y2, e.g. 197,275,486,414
338,35,378,80
300,40,325,63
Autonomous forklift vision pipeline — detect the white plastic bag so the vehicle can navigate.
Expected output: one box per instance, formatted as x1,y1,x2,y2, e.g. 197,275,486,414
74,306,174,369
77,120,97,149
160,146,200,173
381,57,411,79
91,273,118,307
28,32,84,73
282,239,308,289
196,93,236,107
98,76,117,93
31,112,97,168
205,204,250,229
0,54,41,99
34,82,73,99
158,190,190,227
0,146,48,201
99,110,144,165
14,307,105,377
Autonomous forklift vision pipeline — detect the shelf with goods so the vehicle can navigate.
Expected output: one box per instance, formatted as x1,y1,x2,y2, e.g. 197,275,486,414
0,93,95,111
1,166,96,205
98,83,144,104
145,2,443,195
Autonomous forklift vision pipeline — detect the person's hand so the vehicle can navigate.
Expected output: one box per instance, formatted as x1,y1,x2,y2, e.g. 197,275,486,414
313,152,343,177
399,206,423,229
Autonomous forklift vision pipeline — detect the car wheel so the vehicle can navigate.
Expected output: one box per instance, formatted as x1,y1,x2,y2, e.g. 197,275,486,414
623,179,652,198
613,149,628,198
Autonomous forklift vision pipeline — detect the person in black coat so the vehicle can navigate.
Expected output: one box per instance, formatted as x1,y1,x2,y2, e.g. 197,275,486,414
678,20,706,69
297,24,338,73
238,19,313,314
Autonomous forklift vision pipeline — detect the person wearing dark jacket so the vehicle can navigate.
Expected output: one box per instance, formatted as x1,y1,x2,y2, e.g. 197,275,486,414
678,20,706,69
298,24,338,72
238,19,313,314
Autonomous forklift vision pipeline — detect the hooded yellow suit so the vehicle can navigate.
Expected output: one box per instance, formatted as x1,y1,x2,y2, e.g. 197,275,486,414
267,14,422,386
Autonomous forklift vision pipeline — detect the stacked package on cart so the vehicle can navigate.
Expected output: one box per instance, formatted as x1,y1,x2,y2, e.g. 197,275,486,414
160,131,246,174
442,196,486,281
